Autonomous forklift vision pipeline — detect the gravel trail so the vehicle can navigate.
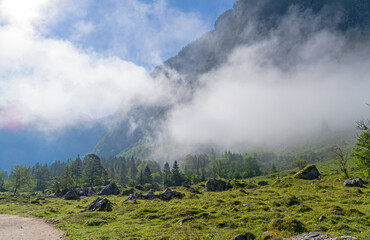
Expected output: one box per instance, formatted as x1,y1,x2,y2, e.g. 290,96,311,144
0,214,64,240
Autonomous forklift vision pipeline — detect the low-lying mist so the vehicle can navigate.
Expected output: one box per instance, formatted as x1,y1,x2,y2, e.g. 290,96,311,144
151,8,370,159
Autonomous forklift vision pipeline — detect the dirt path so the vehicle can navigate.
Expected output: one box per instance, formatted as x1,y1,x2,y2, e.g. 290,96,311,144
0,214,64,240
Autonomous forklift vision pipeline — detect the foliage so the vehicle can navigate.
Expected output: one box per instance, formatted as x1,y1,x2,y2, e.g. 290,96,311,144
9,165,32,194
82,154,107,187
32,163,50,192
353,120,370,178
294,160,307,170
332,146,350,178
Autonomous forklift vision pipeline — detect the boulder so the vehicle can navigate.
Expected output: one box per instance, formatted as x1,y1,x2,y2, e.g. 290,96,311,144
78,188,96,196
295,165,321,180
258,181,269,186
283,232,332,240
64,190,80,200
343,178,364,187
122,189,135,196
205,178,232,191
235,233,255,240
340,236,358,240
55,189,68,197
85,198,113,212
189,189,202,194
124,188,184,202
158,188,184,200
145,189,158,200
124,192,143,202
98,182,120,195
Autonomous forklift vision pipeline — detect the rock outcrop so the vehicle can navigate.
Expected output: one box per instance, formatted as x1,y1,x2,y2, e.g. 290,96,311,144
343,178,364,187
295,165,321,180
85,198,113,212
64,190,80,200
284,232,333,240
205,178,232,191
122,189,135,196
98,182,120,195
124,188,184,202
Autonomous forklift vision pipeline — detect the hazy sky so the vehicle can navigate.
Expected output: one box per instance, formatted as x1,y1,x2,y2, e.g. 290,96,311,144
0,0,235,131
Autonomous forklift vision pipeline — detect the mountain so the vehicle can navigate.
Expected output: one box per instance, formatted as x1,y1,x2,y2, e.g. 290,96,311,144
95,0,370,159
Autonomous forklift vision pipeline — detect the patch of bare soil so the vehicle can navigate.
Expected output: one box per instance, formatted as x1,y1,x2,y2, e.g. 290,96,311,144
0,214,64,240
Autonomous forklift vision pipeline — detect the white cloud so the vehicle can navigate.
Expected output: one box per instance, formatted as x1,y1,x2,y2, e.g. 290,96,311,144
157,21,370,156
0,0,193,131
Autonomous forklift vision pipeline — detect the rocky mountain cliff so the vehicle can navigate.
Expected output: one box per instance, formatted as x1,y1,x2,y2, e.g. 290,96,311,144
93,0,370,159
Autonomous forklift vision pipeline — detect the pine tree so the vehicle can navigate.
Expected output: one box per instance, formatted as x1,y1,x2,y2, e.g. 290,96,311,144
82,154,107,187
70,155,82,185
60,165,73,189
171,161,183,186
163,162,171,186
143,165,152,184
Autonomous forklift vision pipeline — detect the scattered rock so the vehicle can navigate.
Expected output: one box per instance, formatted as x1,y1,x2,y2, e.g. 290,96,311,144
98,182,120,195
318,216,327,221
30,197,45,204
262,231,280,240
158,188,184,200
340,235,358,239
54,189,68,197
124,188,183,202
295,165,321,180
64,190,80,200
124,192,143,202
258,181,268,186
243,204,250,207
205,178,232,191
234,233,255,240
284,231,330,240
122,189,135,196
189,189,202,194
343,178,364,187
78,188,96,196
145,189,158,200
245,183,257,189
85,198,113,212
333,206,344,215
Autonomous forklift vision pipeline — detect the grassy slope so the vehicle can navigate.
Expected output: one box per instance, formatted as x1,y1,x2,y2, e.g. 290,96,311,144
0,162,368,240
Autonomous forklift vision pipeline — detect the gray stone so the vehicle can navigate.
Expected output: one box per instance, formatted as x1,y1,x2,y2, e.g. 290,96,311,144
205,178,232,191
258,181,268,186
340,236,357,240
343,178,364,187
318,216,327,221
284,232,329,240
122,189,135,196
98,182,120,195
295,165,321,180
85,198,113,212
158,188,184,200
234,234,253,240
64,190,80,200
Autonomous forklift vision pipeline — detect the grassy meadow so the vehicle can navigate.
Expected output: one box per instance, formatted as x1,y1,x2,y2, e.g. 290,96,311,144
0,161,368,240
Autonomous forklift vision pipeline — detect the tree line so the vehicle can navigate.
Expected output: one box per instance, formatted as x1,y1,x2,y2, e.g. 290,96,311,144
0,150,263,194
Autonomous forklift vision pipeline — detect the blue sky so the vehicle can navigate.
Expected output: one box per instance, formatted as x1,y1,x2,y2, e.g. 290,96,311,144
0,0,236,129
44,0,236,69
